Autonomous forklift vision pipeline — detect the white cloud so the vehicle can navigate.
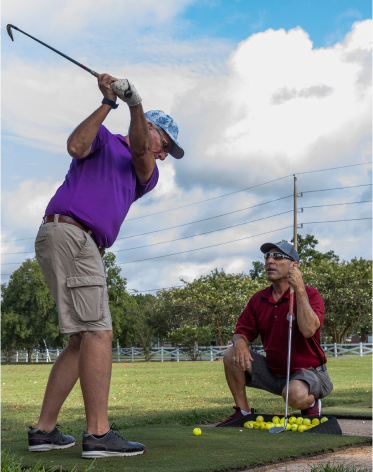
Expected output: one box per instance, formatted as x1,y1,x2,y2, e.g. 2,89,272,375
2,179,62,228
1,19,371,290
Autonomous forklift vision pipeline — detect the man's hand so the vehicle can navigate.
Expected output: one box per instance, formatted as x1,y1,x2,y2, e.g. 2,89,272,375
233,337,254,372
98,73,117,102
287,265,304,292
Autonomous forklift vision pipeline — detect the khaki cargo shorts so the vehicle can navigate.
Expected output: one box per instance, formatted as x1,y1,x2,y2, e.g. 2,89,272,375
35,217,112,334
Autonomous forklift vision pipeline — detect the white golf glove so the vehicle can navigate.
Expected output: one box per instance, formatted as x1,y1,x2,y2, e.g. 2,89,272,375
110,79,142,107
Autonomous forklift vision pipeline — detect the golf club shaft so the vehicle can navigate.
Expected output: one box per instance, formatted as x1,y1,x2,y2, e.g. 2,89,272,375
6,24,99,77
284,286,295,428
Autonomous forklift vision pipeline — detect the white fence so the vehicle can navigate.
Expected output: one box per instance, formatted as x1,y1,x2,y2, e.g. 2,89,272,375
2,343,372,363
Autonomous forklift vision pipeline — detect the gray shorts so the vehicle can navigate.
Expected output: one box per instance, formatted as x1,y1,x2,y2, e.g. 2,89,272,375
246,349,333,400
35,218,112,334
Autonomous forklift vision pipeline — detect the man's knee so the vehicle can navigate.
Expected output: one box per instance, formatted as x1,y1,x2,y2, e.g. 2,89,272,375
223,346,234,366
283,380,312,408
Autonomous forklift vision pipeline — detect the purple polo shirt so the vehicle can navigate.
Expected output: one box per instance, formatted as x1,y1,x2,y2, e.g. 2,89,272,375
235,286,326,376
45,125,158,248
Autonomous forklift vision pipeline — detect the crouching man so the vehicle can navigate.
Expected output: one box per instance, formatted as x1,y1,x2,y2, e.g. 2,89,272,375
217,241,333,426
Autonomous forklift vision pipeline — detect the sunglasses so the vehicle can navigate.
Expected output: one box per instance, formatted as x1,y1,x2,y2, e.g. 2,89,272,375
154,128,170,155
264,252,293,261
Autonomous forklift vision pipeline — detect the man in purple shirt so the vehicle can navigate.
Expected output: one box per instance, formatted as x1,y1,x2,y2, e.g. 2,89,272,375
29,74,184,459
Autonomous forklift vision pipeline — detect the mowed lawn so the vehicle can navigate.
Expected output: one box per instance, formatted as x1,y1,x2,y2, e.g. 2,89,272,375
2,356,371,439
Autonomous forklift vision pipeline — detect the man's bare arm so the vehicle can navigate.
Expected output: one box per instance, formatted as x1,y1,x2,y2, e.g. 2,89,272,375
128,104,155,184
232,334,254,372
67,73,117,159
288,266,320,338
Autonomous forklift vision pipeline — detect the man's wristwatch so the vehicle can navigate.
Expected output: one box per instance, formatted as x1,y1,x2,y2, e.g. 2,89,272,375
102,98,119,109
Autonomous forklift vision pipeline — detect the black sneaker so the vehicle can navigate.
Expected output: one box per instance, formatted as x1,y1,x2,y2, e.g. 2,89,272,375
82,424,146,459
28,425,76,452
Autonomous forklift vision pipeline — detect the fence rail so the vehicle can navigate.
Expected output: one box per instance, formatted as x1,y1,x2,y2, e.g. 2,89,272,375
2,343,372,363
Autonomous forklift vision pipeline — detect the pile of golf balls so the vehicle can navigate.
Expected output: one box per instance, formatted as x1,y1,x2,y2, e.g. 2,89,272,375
243,415,328,432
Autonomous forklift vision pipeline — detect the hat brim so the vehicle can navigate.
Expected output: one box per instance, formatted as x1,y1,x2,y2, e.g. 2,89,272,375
260,242,281,254
169,142,184,159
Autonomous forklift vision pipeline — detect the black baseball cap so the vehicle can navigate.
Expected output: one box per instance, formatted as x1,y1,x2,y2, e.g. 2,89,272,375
260,241,300,262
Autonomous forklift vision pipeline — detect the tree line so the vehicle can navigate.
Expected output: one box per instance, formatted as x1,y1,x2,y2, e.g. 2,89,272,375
1,234,371,361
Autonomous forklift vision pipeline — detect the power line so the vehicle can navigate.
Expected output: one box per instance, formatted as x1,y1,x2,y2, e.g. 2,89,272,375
2,201,371,257
124,162,371,221
116,225,293,266
296,162,371,175
116,195,292,240
301,217,372,225
1,213,293,263
125,175,293,221
302,200,372,210
114,216,372,265
302,184,372,194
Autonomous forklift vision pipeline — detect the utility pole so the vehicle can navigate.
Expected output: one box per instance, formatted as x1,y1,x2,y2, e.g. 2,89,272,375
294,175,298,251
293,175,303,251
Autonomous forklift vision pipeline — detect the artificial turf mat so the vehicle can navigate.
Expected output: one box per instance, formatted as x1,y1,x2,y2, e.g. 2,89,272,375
319,402,372,419
4,425,371,472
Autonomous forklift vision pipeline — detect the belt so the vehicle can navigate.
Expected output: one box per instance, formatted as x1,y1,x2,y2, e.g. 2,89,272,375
42,215,105,256
315,365,327,372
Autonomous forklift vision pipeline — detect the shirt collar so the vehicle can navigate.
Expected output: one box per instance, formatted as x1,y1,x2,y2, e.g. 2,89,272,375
262,285,290,303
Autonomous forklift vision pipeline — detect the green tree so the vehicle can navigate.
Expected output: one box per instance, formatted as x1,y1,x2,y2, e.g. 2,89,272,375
302,258,372,343
291,234,339,266
156,269,267,345
168,326,213,360
126,298,157,361
102,252,137,346
1,311,25,362
1,258,63,360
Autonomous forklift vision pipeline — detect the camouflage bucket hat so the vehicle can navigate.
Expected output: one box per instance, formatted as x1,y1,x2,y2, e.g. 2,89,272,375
144,110,184,159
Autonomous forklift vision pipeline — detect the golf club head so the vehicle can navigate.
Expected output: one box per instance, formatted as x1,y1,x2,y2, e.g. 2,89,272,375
269,426,286,434
6,24,15,41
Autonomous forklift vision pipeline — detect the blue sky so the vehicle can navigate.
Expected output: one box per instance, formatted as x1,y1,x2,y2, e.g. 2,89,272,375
182,0,371,46
1,0,372,291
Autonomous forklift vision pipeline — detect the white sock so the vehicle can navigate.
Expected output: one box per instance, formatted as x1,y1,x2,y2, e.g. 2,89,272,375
309,400,316,408
241,409,251,415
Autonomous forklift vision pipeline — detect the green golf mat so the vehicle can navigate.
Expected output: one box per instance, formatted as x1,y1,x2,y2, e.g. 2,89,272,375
4,425,371,472
317,402,372,419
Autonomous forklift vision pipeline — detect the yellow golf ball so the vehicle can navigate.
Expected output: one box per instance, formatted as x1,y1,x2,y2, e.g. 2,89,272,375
303,418,311,426
285,423,292,431
295,417,304,425
298,425,307,432
253,423,261,429
256,416,264,423
244,421,254,429
272,416,280,424
193,428,202,436
321,417,329,423
279,417,285,424
260,423,267,429
312,418,320,426
290,424,298,432
265,423,273,430
288,416,297,424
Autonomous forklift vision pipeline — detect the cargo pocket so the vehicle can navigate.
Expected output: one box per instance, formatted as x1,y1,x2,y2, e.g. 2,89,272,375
67,275,106,323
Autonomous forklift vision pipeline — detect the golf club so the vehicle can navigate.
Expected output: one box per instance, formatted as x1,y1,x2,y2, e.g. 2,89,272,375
269,285,295,434
6,24,132,98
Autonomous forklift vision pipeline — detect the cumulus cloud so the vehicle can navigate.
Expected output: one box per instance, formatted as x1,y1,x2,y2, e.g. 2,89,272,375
2,179,62,227
1,17,371,290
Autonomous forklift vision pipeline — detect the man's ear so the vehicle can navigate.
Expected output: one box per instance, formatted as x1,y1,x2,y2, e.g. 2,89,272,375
292,261,299,268
147,121,154,130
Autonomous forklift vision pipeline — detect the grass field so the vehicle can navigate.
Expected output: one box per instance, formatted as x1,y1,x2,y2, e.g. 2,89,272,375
1,356,372,471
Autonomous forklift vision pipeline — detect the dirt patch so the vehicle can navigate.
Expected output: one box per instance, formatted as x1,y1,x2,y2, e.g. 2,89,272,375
245,445,372,472
339,419,372,437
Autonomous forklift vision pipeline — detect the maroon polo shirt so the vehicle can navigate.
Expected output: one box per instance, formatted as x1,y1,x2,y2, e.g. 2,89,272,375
234,285,326,376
